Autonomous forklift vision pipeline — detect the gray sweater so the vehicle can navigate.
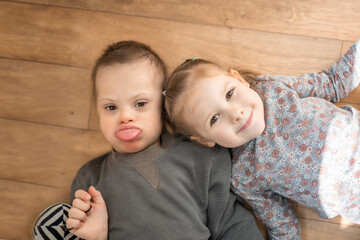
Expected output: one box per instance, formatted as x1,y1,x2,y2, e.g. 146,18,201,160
71,133,263,239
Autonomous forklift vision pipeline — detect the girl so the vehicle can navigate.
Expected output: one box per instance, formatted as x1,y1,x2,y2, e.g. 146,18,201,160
164,40,360,240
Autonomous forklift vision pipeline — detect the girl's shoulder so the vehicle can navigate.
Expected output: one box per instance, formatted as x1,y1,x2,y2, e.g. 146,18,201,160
252,75,297,90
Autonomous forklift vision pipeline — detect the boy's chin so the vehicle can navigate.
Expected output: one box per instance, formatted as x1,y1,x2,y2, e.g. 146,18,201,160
114,143,146,154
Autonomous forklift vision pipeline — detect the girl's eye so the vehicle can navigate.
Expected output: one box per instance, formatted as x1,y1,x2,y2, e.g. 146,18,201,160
210,114,219,126
226,89,234,100
105,105,117,111
135,101,147,108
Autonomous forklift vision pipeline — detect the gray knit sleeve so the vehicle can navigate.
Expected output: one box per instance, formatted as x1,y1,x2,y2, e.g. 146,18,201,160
70,153,108,202
207,147,264,240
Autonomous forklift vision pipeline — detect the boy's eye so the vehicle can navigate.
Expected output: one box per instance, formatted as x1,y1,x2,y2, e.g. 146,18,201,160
135,101,147,107
210,114,219,126
105,105,117,111
226,89,233,100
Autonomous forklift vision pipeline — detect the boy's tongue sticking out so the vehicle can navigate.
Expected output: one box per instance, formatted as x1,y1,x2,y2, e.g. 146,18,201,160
116,128,142,141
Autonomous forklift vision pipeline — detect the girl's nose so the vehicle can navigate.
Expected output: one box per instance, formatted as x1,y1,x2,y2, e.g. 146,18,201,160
232,107,244,123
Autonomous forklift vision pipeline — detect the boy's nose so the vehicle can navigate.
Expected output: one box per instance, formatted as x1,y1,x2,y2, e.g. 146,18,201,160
118,109,134,124
120,116,133,124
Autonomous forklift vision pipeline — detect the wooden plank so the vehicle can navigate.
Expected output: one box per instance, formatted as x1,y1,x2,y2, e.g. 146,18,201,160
0,58,92,128
253,215,267,239
336,102,360,112
297,204,360,228
339,40,360,107
339,87,360,106
89,98,100,130
11,0,360,41
0,179,69,240
0,2,343,75
342,41,356,55
0,118,111,187
300,218,360,240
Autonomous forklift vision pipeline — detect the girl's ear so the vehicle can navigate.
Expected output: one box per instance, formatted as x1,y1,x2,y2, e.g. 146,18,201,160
230,69,250,87
189,136,216,148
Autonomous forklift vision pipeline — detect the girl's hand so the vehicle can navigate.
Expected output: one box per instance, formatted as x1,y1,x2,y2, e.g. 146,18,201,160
66,186,108,240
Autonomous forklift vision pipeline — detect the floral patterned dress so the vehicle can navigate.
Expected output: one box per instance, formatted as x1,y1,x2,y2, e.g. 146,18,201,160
231,40,360,240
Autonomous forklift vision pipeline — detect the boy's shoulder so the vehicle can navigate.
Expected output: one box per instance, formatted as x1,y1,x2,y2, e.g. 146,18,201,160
172,135,230,160
76,152,110,177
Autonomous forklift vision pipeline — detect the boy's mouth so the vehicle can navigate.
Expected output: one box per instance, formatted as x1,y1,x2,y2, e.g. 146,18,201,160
115,127,142,141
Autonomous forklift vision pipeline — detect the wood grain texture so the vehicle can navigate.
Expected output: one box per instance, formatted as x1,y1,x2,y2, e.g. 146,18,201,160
297,204,360,228
0,58,92,128
342,41,356,55
89,97,100,130
0,2,343,75
0,179,69,239
9,0,360,41
0,118,111,187
300,218,360,240
1,0,360,239
340,87,360,105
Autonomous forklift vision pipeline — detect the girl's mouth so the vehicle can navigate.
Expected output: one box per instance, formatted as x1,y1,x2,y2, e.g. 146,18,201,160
239,111,253,132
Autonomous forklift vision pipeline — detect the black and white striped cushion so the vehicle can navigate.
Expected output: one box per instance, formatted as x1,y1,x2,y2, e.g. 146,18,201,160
32,203,81,240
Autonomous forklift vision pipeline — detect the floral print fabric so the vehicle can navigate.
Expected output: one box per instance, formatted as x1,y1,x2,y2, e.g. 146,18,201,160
231,40,360,240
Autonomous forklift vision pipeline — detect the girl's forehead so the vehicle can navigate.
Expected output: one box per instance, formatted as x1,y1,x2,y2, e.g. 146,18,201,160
182,75,222,113
191,64,226,80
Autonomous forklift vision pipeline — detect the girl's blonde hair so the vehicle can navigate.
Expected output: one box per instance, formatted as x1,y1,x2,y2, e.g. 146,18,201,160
164,58,259,137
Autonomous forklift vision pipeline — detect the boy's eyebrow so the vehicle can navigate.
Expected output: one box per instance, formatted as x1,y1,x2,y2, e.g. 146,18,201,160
133,92,151,99
98,97,115,102
98,92,152,101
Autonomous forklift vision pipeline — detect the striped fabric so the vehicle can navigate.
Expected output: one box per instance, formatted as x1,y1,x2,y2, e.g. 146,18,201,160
32,203,81,240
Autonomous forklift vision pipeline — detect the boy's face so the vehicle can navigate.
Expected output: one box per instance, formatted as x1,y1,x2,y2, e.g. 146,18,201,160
96,60,163,153
178,70,265,148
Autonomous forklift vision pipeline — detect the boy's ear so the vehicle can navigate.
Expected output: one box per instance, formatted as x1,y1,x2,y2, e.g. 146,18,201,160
230,69,250,87
190,136,216,148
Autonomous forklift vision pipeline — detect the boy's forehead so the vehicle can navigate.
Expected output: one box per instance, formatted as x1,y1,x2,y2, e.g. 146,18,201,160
97,59,163,88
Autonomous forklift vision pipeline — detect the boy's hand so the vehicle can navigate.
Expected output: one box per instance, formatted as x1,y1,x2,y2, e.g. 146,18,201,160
66,186,108,240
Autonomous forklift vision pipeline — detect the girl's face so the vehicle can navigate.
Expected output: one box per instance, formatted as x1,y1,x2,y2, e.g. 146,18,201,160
177,70,265,148
96,60,163,153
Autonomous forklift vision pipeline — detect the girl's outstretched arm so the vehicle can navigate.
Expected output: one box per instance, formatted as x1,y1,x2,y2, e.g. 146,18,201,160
262,39,360,102
233,185,300,240
67,186,108,240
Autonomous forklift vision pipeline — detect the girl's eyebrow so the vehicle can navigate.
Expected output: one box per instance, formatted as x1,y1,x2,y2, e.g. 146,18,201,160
203,79,231,128
223,80,232,93
204,111,213,128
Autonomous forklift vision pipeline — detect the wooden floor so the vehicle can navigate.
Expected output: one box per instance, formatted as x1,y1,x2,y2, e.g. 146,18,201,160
0,0,360,239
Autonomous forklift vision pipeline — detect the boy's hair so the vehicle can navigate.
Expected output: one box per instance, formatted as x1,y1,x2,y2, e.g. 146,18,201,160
164,58,259,137
91,40,167,99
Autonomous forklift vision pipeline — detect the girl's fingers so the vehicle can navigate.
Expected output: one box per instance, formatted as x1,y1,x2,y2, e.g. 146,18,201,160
68,207,88,222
